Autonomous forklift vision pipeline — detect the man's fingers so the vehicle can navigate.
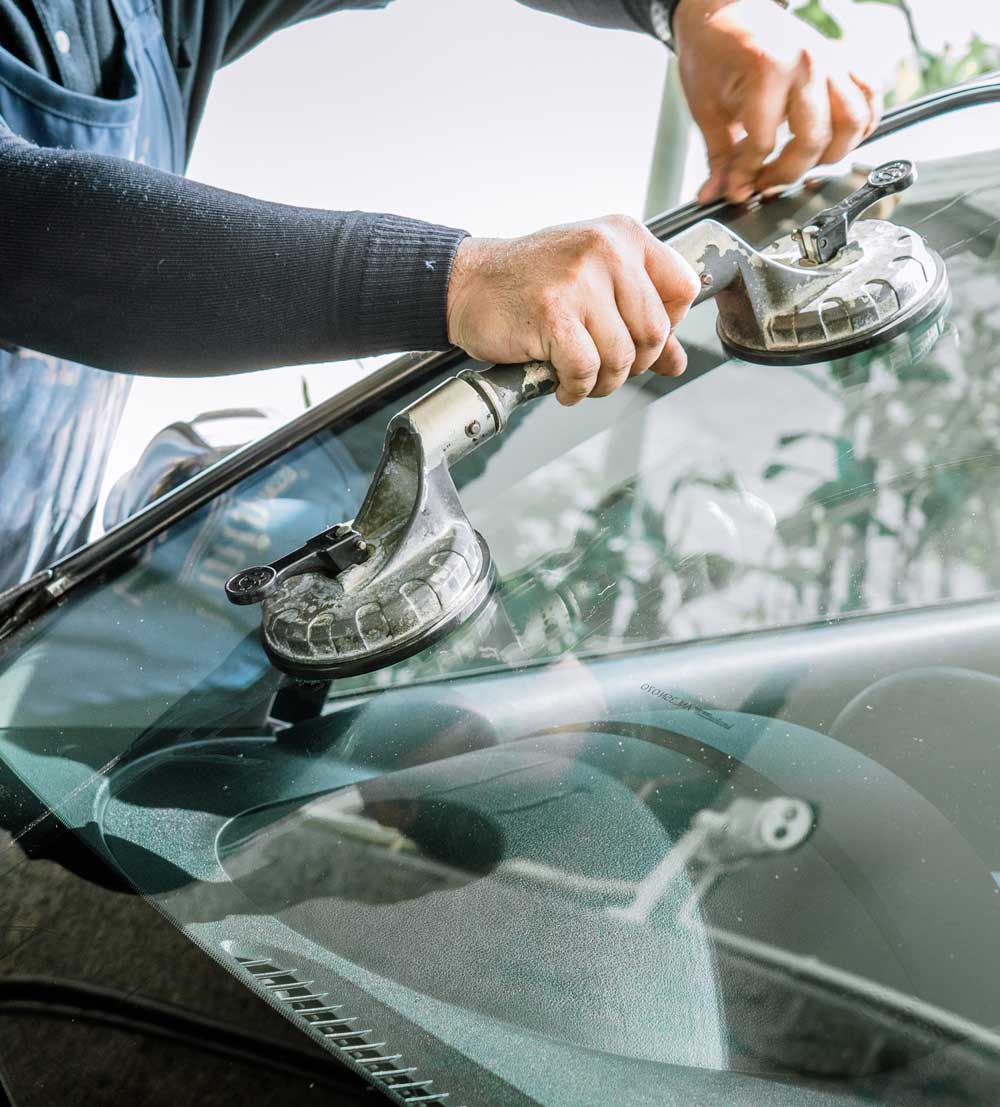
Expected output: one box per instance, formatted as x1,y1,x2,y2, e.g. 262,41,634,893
851,73,883,138
649,334,688,378
755,65,832,194
614,272,672,375
697,169,726,207
820,75,870,165
549,320,601,407
697,117,739,204
725,68,789,202
642,236,702,327
449,214,703,404
586,307,637,399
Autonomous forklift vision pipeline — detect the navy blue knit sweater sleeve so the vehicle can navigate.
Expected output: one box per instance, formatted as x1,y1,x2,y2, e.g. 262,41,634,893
0,128,468,376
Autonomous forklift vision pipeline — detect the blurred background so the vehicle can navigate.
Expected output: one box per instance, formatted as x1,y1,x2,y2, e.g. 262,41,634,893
97,0,1000,526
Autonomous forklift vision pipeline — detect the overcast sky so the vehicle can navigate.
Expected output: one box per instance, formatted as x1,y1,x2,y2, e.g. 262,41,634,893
98,0,1000,522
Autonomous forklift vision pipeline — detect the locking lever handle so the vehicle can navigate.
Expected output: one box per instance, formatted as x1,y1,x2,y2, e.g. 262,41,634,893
225,523,371,605
794,159,916,264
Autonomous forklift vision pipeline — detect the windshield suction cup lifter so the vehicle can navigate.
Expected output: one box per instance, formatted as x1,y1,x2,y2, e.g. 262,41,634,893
225,367,519,679
232,159,950,678
464,160,945,373
692,158,948,364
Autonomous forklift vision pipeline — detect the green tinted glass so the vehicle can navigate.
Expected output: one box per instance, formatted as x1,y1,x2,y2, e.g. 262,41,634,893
3,106,1000,1107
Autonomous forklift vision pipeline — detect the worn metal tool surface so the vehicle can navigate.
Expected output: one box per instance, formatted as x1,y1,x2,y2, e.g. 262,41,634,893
227,160,950,679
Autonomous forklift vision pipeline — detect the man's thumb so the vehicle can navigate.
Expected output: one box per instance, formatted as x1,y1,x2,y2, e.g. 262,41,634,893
698,168,726,204
696,117,736,204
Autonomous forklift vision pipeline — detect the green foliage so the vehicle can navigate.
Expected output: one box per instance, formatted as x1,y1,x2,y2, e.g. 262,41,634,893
794,0,843,40
795,0,1000,103
915,37,1000,99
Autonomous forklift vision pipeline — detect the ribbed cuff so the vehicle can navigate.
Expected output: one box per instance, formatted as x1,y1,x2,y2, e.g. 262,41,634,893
612,0,679,36
648,0,680,41
353,214,470,355
518,1,652,33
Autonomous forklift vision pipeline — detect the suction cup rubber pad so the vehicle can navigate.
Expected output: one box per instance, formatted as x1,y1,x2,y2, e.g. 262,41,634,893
719,253,950,366
716,214,950,367
260,532,497,680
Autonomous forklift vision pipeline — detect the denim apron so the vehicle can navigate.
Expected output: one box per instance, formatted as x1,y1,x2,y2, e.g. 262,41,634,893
0,0,185,590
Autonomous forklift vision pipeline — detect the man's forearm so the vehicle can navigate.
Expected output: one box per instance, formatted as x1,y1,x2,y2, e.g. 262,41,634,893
0,133,468,376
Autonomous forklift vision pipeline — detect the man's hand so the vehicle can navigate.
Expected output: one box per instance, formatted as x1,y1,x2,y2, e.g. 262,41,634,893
673,0,882,204
446,216,701,406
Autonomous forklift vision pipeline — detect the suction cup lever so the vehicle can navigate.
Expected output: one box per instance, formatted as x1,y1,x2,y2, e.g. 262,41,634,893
794,159,916,264
225,523,371,606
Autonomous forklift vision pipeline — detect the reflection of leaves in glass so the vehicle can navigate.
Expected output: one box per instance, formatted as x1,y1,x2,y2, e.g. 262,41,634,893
753,255,1000,620
492,254,1000,656
489,460,752,655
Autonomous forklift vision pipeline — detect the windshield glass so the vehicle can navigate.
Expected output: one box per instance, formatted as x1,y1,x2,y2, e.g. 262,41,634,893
3,102,1000,1106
